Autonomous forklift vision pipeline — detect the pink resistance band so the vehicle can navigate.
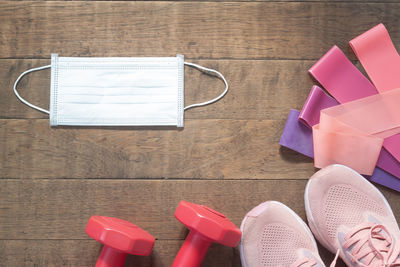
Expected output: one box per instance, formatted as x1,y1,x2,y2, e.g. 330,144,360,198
350,23,400,163
297,85,400,180
350,24,400,93
309,46,377,103
313,89,400,175
309,39,400,175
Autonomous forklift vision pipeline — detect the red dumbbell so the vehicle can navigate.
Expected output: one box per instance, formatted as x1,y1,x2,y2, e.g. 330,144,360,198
172,201,242,267
86,216,155,267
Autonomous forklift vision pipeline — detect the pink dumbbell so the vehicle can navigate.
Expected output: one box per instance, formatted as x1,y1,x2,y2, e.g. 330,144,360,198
86,216,155,267
172,201,242,267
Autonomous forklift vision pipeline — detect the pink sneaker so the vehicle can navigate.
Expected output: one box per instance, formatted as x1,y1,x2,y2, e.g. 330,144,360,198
305,164,400,266
240,201,327,267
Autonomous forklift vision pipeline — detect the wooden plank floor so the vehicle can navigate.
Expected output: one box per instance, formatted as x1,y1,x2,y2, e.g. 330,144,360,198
1,1,399,266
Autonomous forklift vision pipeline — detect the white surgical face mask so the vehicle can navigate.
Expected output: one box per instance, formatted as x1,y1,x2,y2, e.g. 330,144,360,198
13,54,228,127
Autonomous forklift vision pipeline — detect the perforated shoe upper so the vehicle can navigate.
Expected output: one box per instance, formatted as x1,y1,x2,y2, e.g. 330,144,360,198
305,164,400,266
240,201,325,267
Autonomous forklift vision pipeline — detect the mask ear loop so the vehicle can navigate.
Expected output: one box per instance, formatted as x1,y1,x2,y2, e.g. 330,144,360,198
183,62,229,111
13,65,51,114
15,62,228,113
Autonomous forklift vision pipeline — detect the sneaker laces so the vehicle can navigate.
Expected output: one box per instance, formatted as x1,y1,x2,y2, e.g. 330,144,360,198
290,257,317,267
290,250,340,267
342,222,400,266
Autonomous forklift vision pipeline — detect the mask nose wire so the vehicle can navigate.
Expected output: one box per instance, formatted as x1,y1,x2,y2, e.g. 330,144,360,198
13,64,51,114
183,62,229,111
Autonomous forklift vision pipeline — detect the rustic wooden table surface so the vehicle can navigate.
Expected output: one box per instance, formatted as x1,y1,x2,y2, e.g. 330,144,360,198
1,0,400,266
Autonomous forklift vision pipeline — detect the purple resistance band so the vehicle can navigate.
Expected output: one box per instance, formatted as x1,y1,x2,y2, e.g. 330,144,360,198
280,109,315,158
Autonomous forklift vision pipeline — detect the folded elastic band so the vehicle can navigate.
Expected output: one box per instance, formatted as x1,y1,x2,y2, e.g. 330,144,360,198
319,89,400,138
309,44,400,171
299,85,338,128
313,125,383,175
309,46,377,103
350,24,400,163
279,109,400,192
350,23,400,93
313,88,400,175
283,87,400,179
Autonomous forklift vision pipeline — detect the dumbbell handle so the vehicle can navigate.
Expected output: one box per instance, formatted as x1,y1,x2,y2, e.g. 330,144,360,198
96,246,127,267
172,231,212,267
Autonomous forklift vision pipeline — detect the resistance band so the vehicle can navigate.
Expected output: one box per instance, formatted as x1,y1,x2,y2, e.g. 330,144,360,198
350,23,400,93
282,85,400,180
308,41,400,174
308,46,377,103
279,109,400,192
280,24,400,188
299,85,338,128
314,89,400,175
350,23,400,163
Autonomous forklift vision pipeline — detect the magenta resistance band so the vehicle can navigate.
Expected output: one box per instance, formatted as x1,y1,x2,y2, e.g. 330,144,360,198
298,85,338,128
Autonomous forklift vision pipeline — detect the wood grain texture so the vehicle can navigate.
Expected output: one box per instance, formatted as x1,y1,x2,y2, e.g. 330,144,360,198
0,240,345,267
0,2,399,59
0,119,313,179
1,179,398,239
2,59,315,120
6,0,400,2
1,0,400,266
0,180,305,239
1,179,398,267
0,240,238,267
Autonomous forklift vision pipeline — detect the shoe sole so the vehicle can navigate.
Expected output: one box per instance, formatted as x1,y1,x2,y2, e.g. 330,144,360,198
304,164,396,267
239,201,319,267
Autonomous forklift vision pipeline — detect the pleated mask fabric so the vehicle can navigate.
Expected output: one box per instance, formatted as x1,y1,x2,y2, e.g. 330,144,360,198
13,54,229,128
